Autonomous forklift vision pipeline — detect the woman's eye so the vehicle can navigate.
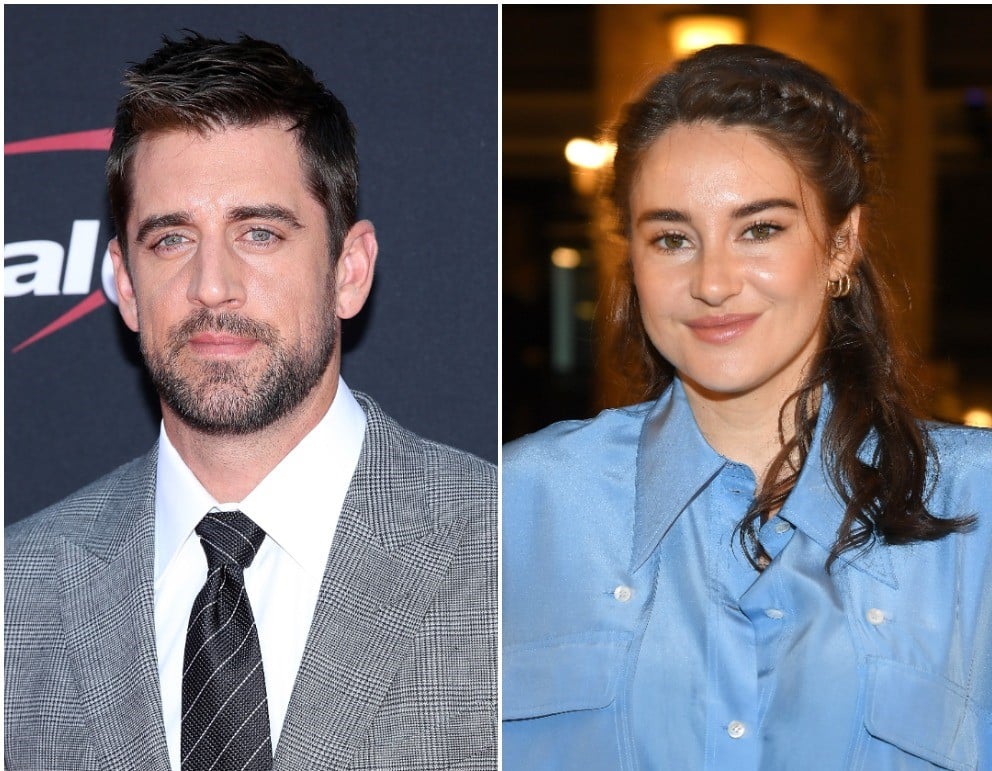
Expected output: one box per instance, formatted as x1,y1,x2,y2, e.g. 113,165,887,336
657,233,689,250
744,222,779,241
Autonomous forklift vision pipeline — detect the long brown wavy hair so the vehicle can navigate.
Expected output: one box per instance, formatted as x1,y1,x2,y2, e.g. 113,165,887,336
606,44,974,570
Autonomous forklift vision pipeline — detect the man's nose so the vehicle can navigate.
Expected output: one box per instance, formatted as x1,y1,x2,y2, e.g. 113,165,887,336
185,238,247,309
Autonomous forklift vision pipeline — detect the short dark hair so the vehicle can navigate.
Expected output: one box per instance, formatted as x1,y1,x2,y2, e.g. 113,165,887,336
107,31,358,260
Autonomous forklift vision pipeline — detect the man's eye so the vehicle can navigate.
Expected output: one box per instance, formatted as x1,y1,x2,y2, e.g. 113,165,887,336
245,228,284,245
155,234,188,248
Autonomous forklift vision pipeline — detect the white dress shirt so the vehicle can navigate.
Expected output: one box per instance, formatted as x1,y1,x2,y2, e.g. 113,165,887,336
153,377,367,771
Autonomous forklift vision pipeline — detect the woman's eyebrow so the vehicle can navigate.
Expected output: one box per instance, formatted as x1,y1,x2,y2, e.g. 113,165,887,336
731,198,798,219
636,198,798,228
636,208,690,227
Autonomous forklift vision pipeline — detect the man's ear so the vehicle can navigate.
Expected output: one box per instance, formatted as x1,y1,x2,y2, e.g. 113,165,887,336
335,220,377,320
829,205,862,281
109,237,140,332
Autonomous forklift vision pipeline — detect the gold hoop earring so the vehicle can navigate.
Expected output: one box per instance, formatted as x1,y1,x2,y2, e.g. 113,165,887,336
828,274,851,299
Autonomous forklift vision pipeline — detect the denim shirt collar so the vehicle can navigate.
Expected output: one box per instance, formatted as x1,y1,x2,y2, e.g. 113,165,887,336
631,378,897,588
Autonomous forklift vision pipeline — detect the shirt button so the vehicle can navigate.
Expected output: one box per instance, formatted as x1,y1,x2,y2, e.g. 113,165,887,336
774,520,791,534
727,720,746,739
866,608,886,625
613,585,633,603
765,608,784,620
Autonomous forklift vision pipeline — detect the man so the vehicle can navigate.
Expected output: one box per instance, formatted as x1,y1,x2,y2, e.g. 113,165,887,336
5,33,496,771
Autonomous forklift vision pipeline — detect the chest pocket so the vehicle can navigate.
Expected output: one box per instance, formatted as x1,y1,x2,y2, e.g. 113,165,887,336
862,657,980,771
503,631,631,771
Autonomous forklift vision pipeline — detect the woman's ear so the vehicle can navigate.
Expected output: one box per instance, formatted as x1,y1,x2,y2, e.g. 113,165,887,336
829,206,862,281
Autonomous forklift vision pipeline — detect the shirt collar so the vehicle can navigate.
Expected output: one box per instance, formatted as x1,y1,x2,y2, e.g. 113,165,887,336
632,378,727,572
155,376,367,584
631,379,896,587
774,388,896,587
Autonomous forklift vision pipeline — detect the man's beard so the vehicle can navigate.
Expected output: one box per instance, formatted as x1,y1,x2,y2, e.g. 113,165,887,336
141,307,337,436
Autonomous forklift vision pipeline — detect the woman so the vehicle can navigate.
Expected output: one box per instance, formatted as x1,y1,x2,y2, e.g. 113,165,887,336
503,45,991,770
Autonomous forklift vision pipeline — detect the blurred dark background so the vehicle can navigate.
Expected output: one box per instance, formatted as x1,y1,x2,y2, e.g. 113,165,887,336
504,5,992,441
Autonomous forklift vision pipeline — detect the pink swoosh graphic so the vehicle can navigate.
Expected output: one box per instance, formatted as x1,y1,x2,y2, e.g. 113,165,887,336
7,129,115,353
4,128,113,155
11,290,108,353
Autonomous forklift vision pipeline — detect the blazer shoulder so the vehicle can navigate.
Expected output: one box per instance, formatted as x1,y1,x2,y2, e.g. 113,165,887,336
354,389,495,486
350,392,495,547
420,435,496,489
389,417,497,518
5,450,156,558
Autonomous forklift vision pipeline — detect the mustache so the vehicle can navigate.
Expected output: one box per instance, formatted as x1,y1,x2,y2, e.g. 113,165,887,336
168,309,280,350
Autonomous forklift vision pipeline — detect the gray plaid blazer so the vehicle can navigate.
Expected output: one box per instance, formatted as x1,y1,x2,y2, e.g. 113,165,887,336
5,394,497,770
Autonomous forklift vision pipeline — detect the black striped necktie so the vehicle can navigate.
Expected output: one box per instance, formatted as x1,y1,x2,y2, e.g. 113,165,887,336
182,511,272,771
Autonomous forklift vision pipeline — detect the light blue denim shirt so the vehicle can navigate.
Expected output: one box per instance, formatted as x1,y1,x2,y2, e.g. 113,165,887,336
503,379,992,770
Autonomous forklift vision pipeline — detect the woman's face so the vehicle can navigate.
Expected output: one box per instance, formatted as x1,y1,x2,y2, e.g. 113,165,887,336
628,121,856,407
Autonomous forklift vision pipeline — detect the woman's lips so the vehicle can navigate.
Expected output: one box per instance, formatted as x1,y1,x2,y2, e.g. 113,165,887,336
685,313,759,344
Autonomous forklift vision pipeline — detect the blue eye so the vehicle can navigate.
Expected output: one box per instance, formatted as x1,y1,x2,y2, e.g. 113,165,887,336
152,233,190,251
244,228,282,247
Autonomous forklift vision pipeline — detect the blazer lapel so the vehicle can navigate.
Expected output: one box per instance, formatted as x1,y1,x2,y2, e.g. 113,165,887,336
274,396,468,770
57,451,172,771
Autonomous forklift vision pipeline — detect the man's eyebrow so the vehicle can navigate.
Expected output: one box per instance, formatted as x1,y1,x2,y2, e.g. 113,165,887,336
228,204,304,230
731,198,798,219
134,205,305,245
135,212,192,244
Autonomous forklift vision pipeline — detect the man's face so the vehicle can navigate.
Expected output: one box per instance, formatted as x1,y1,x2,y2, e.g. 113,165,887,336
110,122,353,435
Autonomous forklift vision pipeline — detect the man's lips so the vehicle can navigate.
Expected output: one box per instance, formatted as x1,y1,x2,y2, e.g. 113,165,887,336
685,313,760,344
186,332,259,355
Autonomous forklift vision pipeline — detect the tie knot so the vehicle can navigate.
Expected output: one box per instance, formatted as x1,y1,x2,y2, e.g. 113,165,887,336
195,511,266,570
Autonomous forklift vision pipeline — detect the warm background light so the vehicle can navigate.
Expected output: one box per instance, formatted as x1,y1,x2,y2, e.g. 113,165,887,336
669,15,747,58
564,137,616,170
963,408,992,428
551,247,582,270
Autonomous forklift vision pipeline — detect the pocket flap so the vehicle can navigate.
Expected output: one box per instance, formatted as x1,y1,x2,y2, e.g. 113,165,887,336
503,631,630,720
864,657,978,771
